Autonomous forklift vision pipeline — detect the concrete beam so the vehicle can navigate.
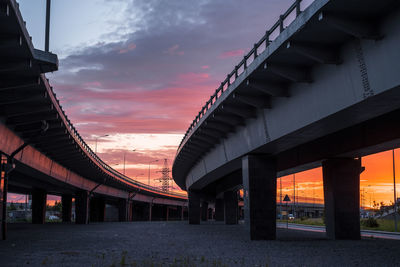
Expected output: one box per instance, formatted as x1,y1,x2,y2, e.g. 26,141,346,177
0,92,47,106
204,121,232,132
286,41,341,65
318,12,381,40
212,113,245,126
0,35,23,50
4,104,53,119
199,128,226,139
221,104,257,118
193,134,219,145
6,112,58,126
0,81,40,93
264,63,312,83
232,93,271,109
0,59,32,73
246,79,289,97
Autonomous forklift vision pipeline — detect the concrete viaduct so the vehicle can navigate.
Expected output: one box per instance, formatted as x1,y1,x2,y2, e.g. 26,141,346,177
172,0,400,240
0,0,187,239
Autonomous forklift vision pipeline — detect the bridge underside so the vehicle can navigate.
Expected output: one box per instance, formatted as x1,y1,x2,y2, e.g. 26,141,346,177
174,0,400,241
0,0,187,240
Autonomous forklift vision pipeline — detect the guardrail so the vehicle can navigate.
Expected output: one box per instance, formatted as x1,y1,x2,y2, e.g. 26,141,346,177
177,0,315,152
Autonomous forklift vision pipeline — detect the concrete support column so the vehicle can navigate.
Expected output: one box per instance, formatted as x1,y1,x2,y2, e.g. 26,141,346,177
118,199,128,222
224,191,238,225
215,198,224,221
242,155,277,240
31,189,47,224
149,203,153,221
0,159,6,240
90,197,105,222
127,200,133,221
201,201,208,221
61,194,72,222
177,206,183,221
322,158,361,240
75,191,89,224
188,190,200,224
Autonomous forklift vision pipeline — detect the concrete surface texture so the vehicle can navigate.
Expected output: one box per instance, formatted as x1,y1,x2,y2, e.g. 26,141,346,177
0,222,399,266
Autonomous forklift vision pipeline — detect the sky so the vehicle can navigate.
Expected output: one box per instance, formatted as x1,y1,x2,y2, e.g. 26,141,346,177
7,0,399,206
16,0,293,191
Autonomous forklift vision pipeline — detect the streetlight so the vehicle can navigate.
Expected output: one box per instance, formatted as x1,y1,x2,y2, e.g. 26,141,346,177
95,134,109,153
123,149,136,175
148,159,159,185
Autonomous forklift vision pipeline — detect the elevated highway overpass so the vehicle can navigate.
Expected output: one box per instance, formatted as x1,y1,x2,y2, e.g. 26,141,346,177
0,0,187,240
173,0,400,240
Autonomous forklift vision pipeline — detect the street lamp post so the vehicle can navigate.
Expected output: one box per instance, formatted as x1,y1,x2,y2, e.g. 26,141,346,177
123,149,136,175
148,160,159,186
95,134,109,153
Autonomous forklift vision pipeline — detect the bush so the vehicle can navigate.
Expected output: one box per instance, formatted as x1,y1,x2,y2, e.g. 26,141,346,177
361,217,379,228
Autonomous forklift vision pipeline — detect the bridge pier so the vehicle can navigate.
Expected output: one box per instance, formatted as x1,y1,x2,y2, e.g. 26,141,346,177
149,203,153,221
242,155,276,240
188,191,200,224
215,198,224,221
75,191,89,224
90,197,106,222
201,201,208,221
61,194,72,222
127,200,133,221
118,199,128,222
32,189,47,224
322,158,361,240
224,191,238,225
177,206,183,221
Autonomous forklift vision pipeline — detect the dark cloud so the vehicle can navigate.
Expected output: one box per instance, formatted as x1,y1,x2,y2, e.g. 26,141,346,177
49,0,293,137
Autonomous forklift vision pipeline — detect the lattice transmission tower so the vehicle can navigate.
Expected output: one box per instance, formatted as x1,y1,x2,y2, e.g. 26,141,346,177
156,159,173,192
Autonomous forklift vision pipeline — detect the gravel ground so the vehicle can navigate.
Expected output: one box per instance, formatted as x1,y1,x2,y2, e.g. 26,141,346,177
0,221,399,266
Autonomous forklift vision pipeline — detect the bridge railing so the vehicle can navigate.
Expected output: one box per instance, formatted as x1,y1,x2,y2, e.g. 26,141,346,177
43,78,186,199
177,0,315,153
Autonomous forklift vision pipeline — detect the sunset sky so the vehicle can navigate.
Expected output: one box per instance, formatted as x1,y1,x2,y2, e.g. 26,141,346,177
8,0,399,206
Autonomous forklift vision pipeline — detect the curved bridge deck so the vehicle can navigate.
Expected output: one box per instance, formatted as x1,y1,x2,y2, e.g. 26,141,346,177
0,0,187,238
173,0,400,240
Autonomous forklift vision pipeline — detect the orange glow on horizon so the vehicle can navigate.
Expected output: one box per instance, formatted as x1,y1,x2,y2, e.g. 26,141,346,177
277,148,400,208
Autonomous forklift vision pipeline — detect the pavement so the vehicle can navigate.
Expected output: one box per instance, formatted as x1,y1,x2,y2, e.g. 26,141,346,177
0,221,399,266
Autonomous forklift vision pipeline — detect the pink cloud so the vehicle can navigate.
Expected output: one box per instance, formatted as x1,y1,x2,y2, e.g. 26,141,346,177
201,65,210,69
219,49,245,59
119,43,137,54
164,44,184,56
54,71,214,137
